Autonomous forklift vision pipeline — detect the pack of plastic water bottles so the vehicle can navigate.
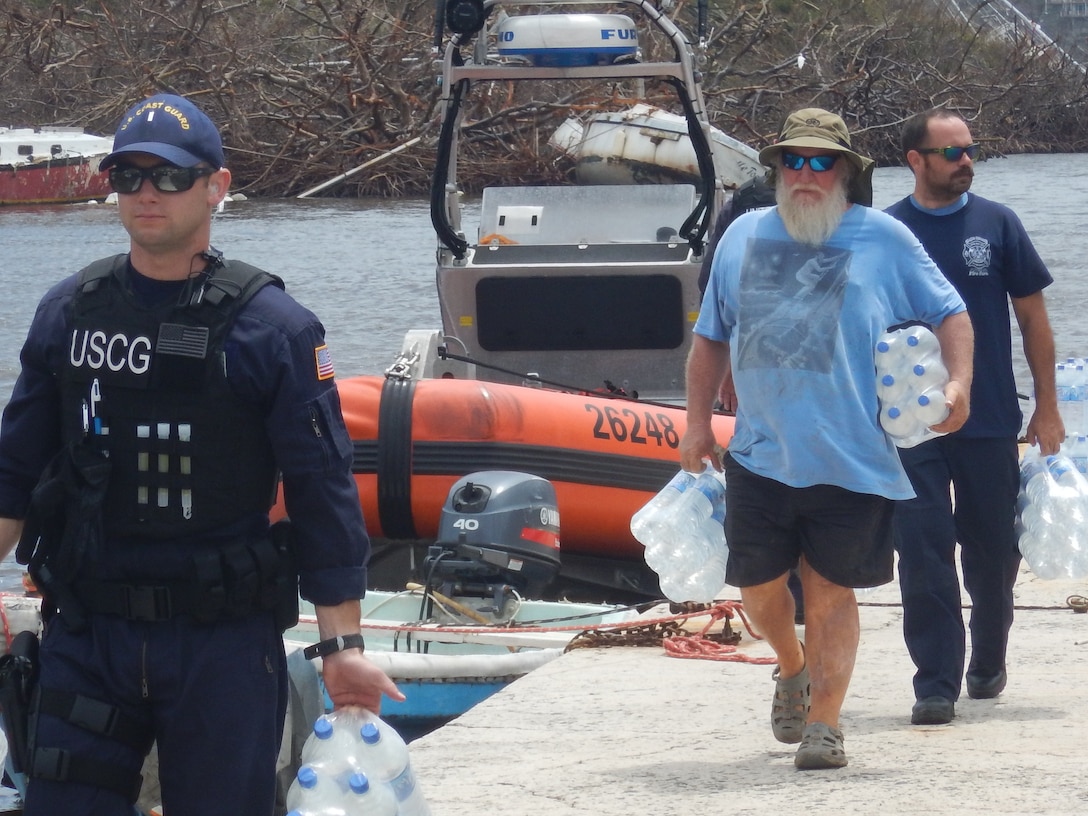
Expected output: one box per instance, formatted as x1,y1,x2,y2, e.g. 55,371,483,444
874,325,950,448
286,708,431,816
630,463,729,603
1017,446,1088,580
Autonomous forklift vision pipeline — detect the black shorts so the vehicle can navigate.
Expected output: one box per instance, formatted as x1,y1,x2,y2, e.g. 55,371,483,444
724,454,896,589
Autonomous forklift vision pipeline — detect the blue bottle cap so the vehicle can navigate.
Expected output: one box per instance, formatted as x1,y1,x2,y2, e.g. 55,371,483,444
297,765,318,789
917,394,931,406
313,716,334,740
907,334,920,346
881,374,895,386
876,340,890,353
348,772,371,794
361,722,382,745
913,364,925,376
888,407,901,418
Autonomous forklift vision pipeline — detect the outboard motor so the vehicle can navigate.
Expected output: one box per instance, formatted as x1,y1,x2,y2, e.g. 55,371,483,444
423,471,561,599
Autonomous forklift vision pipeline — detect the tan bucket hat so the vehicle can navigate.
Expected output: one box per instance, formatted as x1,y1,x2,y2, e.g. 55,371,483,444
758,108,874,205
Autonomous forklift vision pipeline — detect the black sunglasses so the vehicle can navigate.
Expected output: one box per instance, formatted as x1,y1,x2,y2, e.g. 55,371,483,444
780,152,840,173
915,143,981,162
108,165,215,194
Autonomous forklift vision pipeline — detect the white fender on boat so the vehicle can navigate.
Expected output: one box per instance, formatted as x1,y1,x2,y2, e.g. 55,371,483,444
283,639,564,681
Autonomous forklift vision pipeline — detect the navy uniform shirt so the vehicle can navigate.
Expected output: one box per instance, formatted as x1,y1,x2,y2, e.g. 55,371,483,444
0,260,368,607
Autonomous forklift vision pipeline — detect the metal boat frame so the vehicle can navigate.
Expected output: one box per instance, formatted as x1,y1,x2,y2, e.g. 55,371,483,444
405,0,752,404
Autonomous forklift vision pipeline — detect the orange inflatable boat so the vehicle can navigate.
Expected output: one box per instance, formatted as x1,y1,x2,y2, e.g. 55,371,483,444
308,375,735,563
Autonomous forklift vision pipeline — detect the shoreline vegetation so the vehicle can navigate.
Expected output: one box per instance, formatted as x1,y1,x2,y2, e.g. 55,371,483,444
2,0,1086,198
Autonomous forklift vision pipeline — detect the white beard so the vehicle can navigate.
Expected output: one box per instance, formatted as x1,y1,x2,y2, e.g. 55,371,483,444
776,173,849,246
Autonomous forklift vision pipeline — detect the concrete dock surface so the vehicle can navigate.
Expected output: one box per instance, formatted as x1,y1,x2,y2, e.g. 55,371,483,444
409,565,1088,815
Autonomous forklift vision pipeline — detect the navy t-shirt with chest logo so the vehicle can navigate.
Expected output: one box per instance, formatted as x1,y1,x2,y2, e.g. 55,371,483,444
886,192,1053,438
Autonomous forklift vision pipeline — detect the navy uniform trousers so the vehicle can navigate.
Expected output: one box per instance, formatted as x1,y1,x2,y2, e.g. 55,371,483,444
893,436,1021,702
24,610,287,816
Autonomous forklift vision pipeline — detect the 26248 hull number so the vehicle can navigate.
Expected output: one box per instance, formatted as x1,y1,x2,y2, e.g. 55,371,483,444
585,403,680,447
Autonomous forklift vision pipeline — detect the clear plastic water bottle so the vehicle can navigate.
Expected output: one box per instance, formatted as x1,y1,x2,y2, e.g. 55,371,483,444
875,371,910,404
874,335,909,371
909,351,949,391
286,765,347,815
669,467,727,532
1074,365,1087,434
630,469,697,545
914,389,950,426
1047,453,1086,491
901,324,941,355
679,549,728,604
285,766,318,814
342,771,397,816
1020,446,1051,501
301,714,358,764
1070,435,1088,474
291,713,357,806
879,404,923,440
643,527,711,577
1057,363,1078,432
357,720,432,816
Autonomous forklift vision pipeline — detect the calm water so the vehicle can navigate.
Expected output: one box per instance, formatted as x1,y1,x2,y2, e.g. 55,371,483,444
0,196,441,393
0,154,1084,588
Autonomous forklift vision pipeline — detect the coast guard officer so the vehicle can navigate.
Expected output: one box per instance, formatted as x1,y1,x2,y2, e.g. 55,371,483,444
0,93,403,815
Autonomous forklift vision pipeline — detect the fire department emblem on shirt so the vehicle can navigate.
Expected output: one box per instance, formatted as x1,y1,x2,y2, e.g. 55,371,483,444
962,236,991,276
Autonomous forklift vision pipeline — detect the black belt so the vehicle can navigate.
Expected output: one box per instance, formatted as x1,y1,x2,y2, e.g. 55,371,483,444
75,579,204,622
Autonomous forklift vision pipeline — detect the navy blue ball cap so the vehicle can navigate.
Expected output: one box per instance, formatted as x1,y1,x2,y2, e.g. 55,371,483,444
99,93,224,171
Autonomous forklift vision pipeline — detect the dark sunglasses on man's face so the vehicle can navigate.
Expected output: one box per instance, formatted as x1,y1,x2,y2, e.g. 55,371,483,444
915,143,981,162
780,152,840,173
107,165,215,194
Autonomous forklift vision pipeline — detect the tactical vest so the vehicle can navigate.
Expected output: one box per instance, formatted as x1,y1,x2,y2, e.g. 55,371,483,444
60,254,284,540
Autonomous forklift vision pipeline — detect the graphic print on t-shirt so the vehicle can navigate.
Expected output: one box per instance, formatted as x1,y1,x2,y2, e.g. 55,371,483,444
735,237,850,372
962,236,991,276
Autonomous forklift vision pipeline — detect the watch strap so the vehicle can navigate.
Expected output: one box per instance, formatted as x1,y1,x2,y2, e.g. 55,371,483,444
303,633,365,661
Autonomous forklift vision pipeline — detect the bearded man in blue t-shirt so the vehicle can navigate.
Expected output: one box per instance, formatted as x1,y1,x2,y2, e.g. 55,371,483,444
887,109,1064,727
683,108,973,771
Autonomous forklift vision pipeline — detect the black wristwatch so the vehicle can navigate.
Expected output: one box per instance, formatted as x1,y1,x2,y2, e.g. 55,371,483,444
303,633,365,661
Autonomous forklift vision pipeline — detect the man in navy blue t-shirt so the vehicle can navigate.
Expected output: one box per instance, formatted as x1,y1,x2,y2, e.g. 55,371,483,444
886,109,1064,726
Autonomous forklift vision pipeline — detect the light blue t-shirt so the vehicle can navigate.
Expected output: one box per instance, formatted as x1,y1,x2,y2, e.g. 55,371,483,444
696,204,966,499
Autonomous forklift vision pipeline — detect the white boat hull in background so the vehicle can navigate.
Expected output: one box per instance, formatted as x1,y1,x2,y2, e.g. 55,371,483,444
552,103,764,188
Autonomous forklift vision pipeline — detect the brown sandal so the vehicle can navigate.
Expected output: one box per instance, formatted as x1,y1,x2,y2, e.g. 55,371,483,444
771,650,810,744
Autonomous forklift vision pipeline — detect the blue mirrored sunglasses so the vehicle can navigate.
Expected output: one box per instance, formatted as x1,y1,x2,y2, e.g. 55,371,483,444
780,152,840,172
915,143,981,162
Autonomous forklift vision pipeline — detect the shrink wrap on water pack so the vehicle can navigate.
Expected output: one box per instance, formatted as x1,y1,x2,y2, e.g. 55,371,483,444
1017,446,1088,580
874,325,949,448
631,463,729,603
286,708,430,816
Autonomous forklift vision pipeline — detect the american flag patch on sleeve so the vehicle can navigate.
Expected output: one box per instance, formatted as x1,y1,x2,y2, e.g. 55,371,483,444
314,345,335,380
